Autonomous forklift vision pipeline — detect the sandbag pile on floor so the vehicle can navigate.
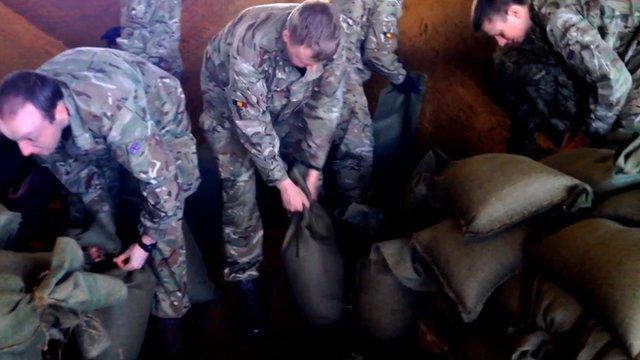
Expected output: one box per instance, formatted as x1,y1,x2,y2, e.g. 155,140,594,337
0,237,127,360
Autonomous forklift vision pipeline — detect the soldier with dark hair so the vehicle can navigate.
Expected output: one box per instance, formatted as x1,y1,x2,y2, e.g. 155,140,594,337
199,0,345,335
472,0,640,165
0,47,201,358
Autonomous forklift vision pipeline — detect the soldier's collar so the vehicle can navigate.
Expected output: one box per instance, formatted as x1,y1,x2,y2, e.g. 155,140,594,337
60,85,95,151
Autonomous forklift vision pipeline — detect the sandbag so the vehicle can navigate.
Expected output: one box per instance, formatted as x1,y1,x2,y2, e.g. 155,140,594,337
413,218,527,322
0,204,21,250
436,153,592,236
541,148,640,195
405,148,449,230
0,238,127,359
614,132,640,175
357,244,418,339
282,165,343,326
183,222,218,304
86,266,156,360
590,189,640,226
530,219,640,358
372,73,427,214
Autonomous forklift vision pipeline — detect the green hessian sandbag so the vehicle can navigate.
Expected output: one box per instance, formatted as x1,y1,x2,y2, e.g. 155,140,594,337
541,148,640,195
0,238,127,359
183,222,218,303
66,213,121,256
0,204,21,250
357,241,419,340
435,153,593,236
372,73,427,214
80,266,157,360
530,219,640,358
413,219,527,322
282,165,343,326
590,189,640,226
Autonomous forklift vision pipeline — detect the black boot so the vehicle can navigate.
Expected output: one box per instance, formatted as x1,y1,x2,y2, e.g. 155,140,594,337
235,278,267,338
153,317,185,360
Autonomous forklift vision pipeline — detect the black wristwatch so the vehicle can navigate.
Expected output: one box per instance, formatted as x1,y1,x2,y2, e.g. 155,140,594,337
136,238,157,253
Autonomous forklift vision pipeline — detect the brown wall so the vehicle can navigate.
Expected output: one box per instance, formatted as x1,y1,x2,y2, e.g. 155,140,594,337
1,0,509,157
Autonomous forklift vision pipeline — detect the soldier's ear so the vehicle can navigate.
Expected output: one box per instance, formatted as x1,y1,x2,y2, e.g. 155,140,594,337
53,101,69,127
506,4,525,20
282,29,291,45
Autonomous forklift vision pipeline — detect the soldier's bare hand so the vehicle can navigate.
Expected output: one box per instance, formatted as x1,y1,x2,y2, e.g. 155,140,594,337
305,169,321,201
277,178,310,212
113,243,149,271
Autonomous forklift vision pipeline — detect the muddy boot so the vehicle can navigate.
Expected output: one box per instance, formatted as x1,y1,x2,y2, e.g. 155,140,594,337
235,278,267,338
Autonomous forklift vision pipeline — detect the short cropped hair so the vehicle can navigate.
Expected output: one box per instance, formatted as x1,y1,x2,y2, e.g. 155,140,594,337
0,71,63,123
471,0,529,32
286,0,342,62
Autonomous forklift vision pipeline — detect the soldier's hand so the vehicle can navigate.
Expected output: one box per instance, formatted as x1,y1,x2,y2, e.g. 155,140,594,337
113,243,149,271
277,178,310,212
305,169,321,201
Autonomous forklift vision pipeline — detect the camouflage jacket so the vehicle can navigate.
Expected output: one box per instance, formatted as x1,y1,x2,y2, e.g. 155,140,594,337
36,47,199,243
201,4,346,185
332,0,406,84
532,0,640,136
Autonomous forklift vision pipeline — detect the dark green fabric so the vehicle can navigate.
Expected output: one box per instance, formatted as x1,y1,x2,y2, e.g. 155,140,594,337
0,237,127,359
87,266,156,360
436,153,593,236
372,73,427,215
530,219,640,358
282,165,343,326
183,222,218,304
357,247,417,339
66,214,121,256
0,204,21,250
541,148,640,195
591,189,640,226
413,219,528,322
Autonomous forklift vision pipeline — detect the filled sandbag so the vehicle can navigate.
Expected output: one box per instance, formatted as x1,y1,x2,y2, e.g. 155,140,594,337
591,189,640,226
183,222,218,303
282,165,343,326
87,266,156,360
0,204,21,250
541,148,640,195
357,243,419,339
529,219,640,358
405,148,449,228
413,218,527,322
435,153,592,236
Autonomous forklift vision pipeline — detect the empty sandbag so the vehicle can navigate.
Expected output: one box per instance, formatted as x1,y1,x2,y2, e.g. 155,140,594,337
413,218,528,322
436,153,592,236
530,219,640,358
0,204,21,250
86,265,157,360
590,189,640,226
541,148,640,195
357,243,418,339
282,165,343,326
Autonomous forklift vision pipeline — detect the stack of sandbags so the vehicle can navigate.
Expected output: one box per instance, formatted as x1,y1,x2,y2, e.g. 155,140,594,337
410,153,593,323
529,219,640,359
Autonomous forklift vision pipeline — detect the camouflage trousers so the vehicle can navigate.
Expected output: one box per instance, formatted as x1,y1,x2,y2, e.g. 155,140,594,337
117,0,184,78
200,74,373,281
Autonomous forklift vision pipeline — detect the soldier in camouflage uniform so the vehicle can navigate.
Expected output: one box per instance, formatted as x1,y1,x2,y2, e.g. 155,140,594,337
0,47,200,356
117,0,184,78
199,1,344,334
329,0,420,211
472,0,640,168
493,24,588,157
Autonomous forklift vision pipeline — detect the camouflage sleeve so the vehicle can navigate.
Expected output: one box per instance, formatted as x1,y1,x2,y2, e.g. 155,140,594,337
226,57,289,186
362,0,407,84
301,45,347,170
108,111,183,244
543,9,632,136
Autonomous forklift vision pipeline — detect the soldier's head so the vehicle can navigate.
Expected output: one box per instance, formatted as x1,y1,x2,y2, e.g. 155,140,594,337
472,0,532,46
283,0,342,69
0,71,69,157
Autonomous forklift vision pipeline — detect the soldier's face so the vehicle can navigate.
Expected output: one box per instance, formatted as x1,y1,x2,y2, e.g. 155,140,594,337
0,102,68,157
282,29,320,69
482,4,532,47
